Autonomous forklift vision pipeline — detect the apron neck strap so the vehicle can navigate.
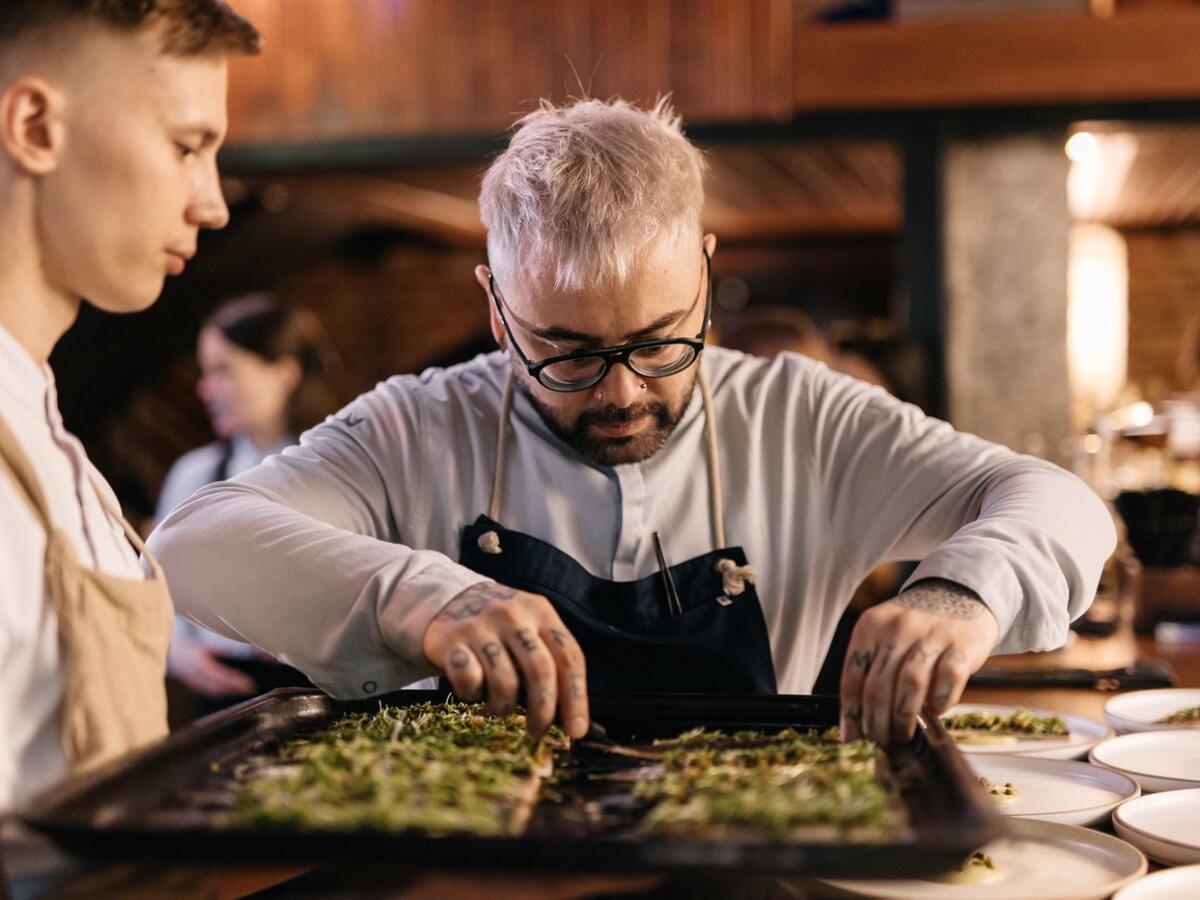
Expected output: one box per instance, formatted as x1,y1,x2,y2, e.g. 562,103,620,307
0,409,160,574
490,364,726,549
0,410,56,532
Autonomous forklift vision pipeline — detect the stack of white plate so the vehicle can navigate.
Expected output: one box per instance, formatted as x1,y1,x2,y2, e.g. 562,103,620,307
1112,789,1200,867
1105,689,1200,734
1113,864,1200,899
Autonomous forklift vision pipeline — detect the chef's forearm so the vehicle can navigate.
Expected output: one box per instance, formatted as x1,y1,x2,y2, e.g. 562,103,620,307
901,456,1116,653
148,482,490,696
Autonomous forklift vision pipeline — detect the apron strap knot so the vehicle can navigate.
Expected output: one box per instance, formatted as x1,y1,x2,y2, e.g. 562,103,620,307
715,558,756,596
477,529,503,555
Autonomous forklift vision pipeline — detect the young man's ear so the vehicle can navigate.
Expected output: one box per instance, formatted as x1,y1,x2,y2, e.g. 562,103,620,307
0,77,66,176
475,264,506,349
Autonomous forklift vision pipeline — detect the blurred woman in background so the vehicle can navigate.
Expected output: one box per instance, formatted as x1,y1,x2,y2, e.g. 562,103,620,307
157,294,338,709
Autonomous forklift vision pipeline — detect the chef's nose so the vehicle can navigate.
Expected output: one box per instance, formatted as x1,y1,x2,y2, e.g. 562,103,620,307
593,360,645,407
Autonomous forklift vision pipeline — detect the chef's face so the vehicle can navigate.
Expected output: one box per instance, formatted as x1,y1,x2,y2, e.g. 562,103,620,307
17,23,231,314
478,231,716,466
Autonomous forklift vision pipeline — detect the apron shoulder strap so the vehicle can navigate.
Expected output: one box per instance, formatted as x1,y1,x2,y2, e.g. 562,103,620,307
0,410,57,533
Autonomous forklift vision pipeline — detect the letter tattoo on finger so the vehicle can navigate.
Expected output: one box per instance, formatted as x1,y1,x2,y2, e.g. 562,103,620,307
514,628,539,653
448,648,471,669
850,649,875,674
568,671,585,698
548,628,570,649
480,642,503,668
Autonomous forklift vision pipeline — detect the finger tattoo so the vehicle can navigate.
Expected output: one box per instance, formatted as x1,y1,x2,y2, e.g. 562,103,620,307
480,642,503,668
514,628,539,653
844,707,863,724
448,648,471,669
548,628,570,649
850,649,874,673
568,671,585,698
908,644,936,665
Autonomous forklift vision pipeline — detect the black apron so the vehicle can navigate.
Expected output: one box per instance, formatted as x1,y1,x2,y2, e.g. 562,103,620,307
455,370,777,695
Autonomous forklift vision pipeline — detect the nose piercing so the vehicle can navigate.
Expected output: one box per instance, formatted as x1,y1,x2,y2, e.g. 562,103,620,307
639,383,647,391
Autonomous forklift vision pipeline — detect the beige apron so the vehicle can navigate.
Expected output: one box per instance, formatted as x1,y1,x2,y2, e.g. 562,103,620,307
0,413,172,775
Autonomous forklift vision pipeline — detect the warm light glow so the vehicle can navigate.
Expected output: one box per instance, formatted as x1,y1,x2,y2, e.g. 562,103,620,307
1068,224,1128,429
1067,132,1138,221
1082,433,1103,454
1065,131,1099,163
1128,401,1154,429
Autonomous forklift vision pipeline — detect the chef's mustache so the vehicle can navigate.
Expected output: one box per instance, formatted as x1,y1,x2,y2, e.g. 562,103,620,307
577,401,671,429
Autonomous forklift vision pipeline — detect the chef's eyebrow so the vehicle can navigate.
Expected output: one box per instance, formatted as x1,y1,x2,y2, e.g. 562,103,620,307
529,307,690,347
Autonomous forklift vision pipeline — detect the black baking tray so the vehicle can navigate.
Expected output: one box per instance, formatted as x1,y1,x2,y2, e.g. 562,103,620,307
20,689,1001,878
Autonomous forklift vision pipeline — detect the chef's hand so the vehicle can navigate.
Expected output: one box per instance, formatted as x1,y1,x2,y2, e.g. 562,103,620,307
422,581,590,740
840,578,999,745
167,633,257,698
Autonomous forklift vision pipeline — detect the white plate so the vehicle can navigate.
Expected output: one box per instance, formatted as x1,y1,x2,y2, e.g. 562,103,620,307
1090,732,1200,793
941,703,1112,760
817,818,1146,899
1106,689,1200,734
967,755,1139,826
1113,864,1200,900
1113,789,1200,866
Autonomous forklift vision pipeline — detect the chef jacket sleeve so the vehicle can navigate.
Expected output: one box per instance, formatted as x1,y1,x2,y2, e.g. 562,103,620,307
805,365,1117,654
147,380,491,697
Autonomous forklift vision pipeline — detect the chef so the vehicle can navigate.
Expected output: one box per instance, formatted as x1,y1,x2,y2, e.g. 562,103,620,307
150,97,1116,748
0,0,259,808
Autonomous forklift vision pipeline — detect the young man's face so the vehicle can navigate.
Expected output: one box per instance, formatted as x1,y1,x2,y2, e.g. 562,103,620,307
35,24,231,313
480,231,715,467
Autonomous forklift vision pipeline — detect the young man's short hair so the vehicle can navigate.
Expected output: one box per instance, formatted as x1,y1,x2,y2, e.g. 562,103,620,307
0,0,261,57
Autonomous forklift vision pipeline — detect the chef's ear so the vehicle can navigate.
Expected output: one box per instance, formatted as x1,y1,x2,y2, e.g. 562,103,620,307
0,77,66,176
476,264,507,349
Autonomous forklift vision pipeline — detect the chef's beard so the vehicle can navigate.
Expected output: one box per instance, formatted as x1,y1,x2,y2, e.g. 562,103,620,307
515,364,697,467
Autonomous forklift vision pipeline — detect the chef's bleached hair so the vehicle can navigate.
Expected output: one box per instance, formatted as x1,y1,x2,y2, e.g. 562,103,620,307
480,96,706,291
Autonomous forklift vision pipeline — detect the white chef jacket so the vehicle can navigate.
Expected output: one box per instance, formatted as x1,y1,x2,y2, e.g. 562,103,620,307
149,348,1117,700
0,323,144,810
157,434,293,660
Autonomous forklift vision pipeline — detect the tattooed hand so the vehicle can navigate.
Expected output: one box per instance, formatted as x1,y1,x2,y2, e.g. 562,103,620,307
422,581,589,740
840,578,998,746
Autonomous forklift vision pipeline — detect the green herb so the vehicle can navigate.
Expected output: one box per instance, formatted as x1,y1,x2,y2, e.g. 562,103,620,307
635,727,900,839
226,701,564,836
941,708,1068,738
1158,706,1200,726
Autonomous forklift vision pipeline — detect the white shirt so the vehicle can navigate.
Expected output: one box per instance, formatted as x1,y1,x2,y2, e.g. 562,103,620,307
157,435,292,659
149,349,1117,699
0,324,143,810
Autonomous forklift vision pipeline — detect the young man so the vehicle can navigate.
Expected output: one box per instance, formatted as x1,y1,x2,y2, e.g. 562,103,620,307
0,1,259,809
152,98,1116,748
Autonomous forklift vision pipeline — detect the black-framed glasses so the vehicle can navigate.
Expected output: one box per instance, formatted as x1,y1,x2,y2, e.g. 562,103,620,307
488,250,711,392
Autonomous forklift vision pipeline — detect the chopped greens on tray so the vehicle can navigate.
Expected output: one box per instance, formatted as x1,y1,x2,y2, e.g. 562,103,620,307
226,701,903,840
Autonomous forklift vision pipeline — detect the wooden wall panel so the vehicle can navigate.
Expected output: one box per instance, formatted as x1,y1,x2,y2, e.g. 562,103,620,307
793,10,1200,111
226,0,795,145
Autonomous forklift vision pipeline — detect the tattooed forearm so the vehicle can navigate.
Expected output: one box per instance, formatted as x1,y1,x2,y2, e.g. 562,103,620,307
895,579,985,619
437,582,519,622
